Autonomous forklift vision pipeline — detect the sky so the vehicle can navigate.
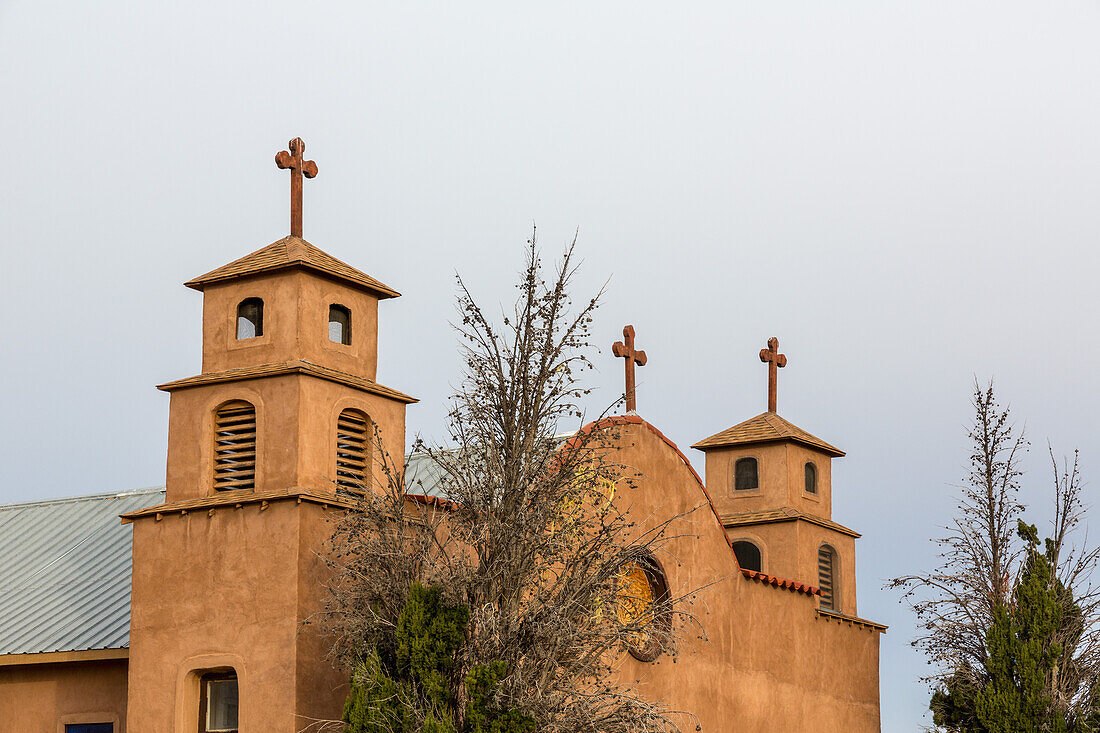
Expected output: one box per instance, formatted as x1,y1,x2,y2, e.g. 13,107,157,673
2,1,1100,729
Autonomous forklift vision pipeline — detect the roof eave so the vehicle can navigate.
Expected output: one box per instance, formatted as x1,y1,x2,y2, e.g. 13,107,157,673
691,436,845,457
184,262,401,299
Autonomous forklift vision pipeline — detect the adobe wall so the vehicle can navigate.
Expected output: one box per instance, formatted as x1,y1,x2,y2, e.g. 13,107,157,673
126,499,346,732
0,659,128,732
200,270,381,378
608,422,881,732
164,374,407,502
705,442,835,519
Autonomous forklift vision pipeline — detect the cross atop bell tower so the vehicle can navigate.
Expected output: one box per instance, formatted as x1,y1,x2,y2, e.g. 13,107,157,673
275,137,318,238
759,336,786,413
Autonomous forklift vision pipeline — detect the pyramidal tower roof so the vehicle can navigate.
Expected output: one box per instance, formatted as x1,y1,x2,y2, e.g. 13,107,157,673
184,235,400,299
691,411,844,457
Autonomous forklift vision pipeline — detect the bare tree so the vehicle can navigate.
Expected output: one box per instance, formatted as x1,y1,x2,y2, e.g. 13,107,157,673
321,231,700,733
890,381,1100,731
890,381,1027,693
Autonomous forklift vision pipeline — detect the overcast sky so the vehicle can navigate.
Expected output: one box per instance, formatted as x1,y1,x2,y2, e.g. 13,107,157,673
3,1,1100,729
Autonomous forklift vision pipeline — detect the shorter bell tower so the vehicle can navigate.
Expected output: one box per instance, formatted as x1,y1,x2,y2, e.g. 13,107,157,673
692,337,861,616
124,138,416,732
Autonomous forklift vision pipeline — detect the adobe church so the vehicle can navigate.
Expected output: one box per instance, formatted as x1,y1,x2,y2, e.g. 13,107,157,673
0,139,884,732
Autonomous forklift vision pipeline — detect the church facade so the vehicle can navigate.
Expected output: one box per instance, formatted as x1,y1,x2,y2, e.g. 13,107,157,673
0,139,884,732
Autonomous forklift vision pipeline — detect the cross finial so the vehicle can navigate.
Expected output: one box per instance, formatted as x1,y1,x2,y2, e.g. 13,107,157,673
612,325,647,413
275,137,318,238
759,336,787,413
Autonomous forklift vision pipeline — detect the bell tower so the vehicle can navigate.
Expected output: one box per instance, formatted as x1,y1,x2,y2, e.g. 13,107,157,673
692,338,861,617
124,138,416,732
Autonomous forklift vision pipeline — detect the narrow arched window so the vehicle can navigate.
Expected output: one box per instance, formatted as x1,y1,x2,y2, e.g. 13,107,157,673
734,457,758,491
213,401,256,491
329,304,351,345
818,545,838,611
236,298,263,340
336,409,370,493
805,462,818,494
732,541,762,572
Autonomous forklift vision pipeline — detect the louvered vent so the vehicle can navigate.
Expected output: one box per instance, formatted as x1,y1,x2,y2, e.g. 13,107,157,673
818,546,836,611
214,401,257,491
336,409,370,493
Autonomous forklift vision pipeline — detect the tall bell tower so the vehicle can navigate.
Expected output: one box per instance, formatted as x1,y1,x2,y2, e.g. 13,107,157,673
692,338,861,617
124,138,416,732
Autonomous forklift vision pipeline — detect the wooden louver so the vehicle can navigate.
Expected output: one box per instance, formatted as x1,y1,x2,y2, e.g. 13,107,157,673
818,546,836,611
336,409,370,493
214,401,257,491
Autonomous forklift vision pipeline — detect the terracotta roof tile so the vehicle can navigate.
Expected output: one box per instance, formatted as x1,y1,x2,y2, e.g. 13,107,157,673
185,236,400,299
691,411,844,456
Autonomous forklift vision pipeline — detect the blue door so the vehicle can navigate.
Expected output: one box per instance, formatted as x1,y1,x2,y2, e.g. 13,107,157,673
65,725,113,733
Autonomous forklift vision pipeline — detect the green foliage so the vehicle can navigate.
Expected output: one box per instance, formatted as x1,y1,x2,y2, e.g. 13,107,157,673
344,583,533,733
931,666,984,732
972,522,1067,733
465,661,536,733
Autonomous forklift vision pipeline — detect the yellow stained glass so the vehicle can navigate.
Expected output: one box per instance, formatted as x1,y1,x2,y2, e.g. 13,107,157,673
617,561,655,649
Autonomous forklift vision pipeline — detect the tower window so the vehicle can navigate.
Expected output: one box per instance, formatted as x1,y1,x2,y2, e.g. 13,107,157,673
818,545,838,611
336,409,370,493
732,540,762,572
805,462,818,494
199,672,239,733
734,457,758,491
329,304,351,345
214,401,257,491
236,298,263,340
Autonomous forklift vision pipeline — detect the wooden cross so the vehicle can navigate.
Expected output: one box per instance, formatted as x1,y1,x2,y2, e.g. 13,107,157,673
275,137,318,238
612,325,647,413
759,336,787,413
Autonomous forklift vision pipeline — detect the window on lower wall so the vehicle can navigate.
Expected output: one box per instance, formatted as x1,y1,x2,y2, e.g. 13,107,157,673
732,540,762,572
199,672,239,733
65,726,113,733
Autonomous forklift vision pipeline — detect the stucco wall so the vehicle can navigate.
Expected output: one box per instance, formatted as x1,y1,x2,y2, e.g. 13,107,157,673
609,422,881,732
126,499,346,732
0,659,128,732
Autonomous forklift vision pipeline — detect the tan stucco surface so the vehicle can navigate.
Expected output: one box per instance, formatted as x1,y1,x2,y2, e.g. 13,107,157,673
608,421,881,732
0,659,128,732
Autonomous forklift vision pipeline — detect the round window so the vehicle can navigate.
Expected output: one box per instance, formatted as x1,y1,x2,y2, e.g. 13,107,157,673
616,554,670,662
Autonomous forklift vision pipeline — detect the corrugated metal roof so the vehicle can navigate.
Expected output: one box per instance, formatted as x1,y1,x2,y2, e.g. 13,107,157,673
0,487,164,655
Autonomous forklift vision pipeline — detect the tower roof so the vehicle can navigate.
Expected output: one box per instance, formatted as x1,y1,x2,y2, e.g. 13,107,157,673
691,411,844,457
185,235,400,299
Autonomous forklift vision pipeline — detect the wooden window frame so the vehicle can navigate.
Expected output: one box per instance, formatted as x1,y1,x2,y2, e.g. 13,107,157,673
198,672,239,733
804,461,818,495
235,298,264,340
818,544,839,612
733,457,759,492
335,409,370,494
731,540,762,573
328,304,352,346
213,401,257,491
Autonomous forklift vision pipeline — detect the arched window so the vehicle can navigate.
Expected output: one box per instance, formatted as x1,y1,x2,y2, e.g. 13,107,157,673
328,304,351,345
616,553,671,662
213,401,256,491
199,670,238,733
236,298,263,340
805,462,817,494
732,541,762,572
336,409,370,493
734,457,758,491
818,545,839,611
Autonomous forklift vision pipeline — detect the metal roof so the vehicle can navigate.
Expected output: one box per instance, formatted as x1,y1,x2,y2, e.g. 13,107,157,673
0,487,164,655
